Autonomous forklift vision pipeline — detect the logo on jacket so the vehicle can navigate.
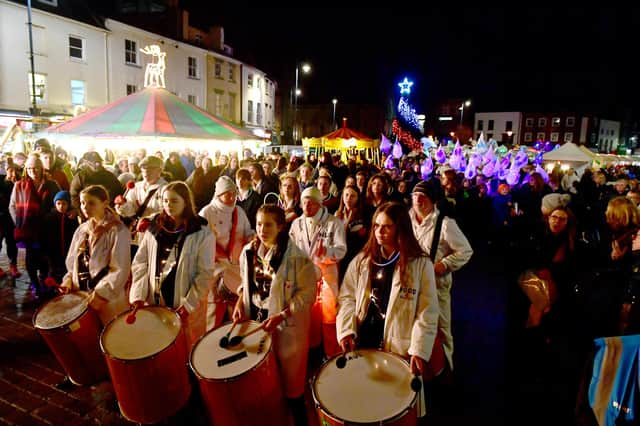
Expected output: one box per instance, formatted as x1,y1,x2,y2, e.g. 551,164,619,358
399,287,417,300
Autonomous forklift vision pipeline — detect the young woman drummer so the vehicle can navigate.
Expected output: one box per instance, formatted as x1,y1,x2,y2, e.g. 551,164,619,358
60,185,131,325
233,204,319,426
336,201,443,381
130,181,216,348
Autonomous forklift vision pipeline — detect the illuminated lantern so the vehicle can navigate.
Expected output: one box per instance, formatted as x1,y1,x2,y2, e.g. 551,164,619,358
436,146,447,164
392,138,403,159
380,134,392,154
421,158,433,178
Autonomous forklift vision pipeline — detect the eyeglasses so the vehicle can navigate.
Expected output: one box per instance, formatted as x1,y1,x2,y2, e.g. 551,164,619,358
549,215,568,222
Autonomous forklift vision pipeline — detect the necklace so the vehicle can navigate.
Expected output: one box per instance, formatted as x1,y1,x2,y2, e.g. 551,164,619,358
372,250,400,280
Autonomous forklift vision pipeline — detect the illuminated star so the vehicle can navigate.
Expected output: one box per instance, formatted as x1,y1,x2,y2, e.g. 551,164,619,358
398,78,413,95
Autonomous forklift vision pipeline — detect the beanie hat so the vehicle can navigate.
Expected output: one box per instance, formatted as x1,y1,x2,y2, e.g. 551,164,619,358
215,175,237,197
53,190,70,205
541,193,571,213
301,186,323,204
411,180,436,201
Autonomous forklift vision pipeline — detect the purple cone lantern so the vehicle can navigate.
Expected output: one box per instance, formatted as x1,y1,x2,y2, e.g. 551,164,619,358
421,158,433,179
380,134,392,154
436,146,447,164
506,167,520,186
535,165,549,182
392,139,403,159
384,155,395,169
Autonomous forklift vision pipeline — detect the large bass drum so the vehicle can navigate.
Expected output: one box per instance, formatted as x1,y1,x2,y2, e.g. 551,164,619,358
312,349,417,425
100,306,191,424
190,320,288,426
33,291,108,385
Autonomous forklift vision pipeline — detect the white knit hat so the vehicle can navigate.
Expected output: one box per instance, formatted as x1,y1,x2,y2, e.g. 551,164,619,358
541,193,571,213
301,186,322,204
215,176,237,197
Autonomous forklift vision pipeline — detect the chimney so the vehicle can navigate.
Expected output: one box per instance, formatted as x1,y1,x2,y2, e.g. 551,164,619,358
182,10,189,41
210,26,224,51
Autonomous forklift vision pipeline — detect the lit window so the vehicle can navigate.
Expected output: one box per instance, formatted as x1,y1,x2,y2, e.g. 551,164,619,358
125,39,137,64
70,80,85,106
552,117,561,127
69,36,84,60
28,73,47,105
188,57,198,79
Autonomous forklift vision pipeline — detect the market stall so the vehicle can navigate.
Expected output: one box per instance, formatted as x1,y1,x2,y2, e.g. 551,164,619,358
302,118,380,163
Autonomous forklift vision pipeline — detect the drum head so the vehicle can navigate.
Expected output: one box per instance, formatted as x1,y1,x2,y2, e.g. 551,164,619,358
191,320,271,380
33,292,89,330
101,307,181,360
313,349,415,423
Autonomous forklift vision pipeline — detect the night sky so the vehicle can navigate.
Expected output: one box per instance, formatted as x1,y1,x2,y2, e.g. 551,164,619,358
183,7,639,120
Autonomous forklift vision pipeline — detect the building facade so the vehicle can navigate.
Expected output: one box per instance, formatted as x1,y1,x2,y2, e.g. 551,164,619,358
0,0,108,128
206,52,241,123
473,112,522,145
241,64,276,138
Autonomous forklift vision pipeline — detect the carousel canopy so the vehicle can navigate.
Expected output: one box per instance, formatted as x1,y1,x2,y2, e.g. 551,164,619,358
45,87,255,141
303,118,379,150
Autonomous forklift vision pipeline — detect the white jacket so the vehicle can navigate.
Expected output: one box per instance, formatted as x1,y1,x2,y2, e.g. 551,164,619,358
238,240,319,397
409,206,473,367
115,178,167,218
64,217,131,325
289,208,346,298
199,200,254,267
130,222,216,347
337,253,439,362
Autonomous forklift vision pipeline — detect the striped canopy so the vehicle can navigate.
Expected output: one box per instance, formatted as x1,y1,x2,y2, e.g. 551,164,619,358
46,87,255,141
321,117,374,141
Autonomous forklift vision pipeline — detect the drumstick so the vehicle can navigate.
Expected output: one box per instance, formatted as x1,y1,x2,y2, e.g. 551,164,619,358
228,323,266,347
219,320,239,348
126,304,140,325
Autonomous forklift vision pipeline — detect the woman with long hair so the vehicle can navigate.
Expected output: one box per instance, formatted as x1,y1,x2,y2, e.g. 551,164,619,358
335,185,367,280
278,174,302,227
363,173,390,223
60,185,130,324
130,181,216,347
337,202,440,380
233,205,318,426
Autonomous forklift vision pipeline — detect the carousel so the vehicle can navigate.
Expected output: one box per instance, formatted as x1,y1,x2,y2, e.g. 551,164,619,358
302,118,380,163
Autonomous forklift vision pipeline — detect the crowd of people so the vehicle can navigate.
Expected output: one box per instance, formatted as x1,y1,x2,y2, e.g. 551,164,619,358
4,137,639,424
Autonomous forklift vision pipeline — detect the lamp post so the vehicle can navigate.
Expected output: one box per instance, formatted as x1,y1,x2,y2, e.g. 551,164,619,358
459,99,471,127
332,98,337,130
293,62,311,143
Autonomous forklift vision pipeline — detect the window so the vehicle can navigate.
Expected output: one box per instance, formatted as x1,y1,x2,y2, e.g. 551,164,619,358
538,118,547,127
524,132,533,142
566,117,575,127
70,80,85,106
28,73,46,105
248,74,253,88
228,64,235,81
487,133,493,140
550,132,559,142
564,132,573,142
478,120,484,131
214,60,222,78
125,39,137,64
248,100,254,123
552,117,561,127
214,91,223,116
188,95,197,105
126,84,136,95
477,133,482,140
525,118,534,127
536,132,546,141
257,78,262,90
488,120,494,131
188,57,198,79
194,34,202,46
69,36,84,60
590,134,596,144
506,120,513,131
228,93,236,121
256,102,262,125
600,128,605,135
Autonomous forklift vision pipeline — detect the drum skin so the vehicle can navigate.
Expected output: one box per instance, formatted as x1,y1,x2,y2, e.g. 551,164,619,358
312,349,417,426
190,321,288,426
100,306,190,424
33,292,108,386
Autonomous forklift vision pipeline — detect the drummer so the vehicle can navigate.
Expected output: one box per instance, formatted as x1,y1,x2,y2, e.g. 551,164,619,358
198,176,254,329
233,204,319,426
130,181,215,348
336,202,443,381
60,185,131,325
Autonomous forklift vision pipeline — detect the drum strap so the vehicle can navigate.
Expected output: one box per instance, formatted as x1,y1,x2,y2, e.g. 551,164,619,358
77,235,110,291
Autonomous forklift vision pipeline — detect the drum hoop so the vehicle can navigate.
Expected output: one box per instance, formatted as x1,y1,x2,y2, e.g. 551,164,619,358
99,306,182,362
310,349,418,424
32,291,90,331
189,321,272,382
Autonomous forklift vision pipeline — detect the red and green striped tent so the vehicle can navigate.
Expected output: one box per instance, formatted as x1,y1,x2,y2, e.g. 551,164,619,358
46,87,255,141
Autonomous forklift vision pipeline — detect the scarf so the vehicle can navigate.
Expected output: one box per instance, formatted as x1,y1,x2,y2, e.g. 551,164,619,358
87,209,121,249
212,198,238,259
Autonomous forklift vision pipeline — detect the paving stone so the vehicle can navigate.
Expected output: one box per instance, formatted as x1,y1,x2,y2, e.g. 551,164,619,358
33,403,83,425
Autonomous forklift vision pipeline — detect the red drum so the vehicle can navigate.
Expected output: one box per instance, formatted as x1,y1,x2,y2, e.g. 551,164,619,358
312,349,418,425
100,307,191,424
33,291,108,385
190,320,288,426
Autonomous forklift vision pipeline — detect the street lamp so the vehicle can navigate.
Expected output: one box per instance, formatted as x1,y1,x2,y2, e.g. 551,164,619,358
332,98,337,130
459,99,471,126
293,62,311,143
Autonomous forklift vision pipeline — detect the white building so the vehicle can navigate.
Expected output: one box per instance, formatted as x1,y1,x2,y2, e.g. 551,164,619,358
105,19,207,109
596,118,621,153
0,0,108,126
241,64,276,138
473,112,522,144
